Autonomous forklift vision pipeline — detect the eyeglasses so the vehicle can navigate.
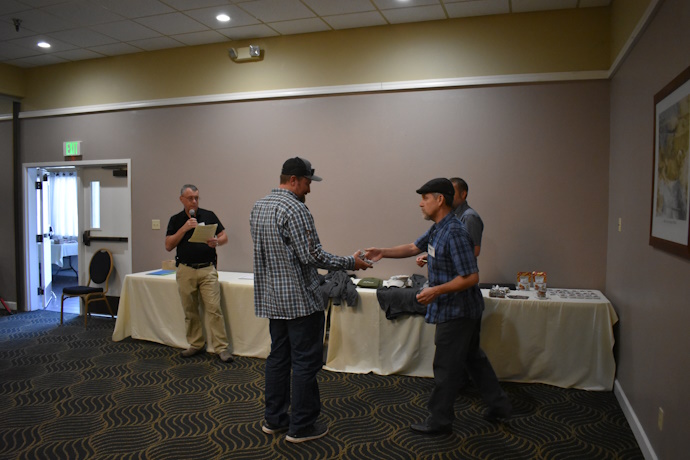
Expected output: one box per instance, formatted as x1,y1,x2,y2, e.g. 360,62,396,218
183,195,199,202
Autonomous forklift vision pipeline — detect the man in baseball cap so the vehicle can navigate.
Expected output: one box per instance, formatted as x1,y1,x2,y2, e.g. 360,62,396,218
281,157,322,182
250,157,371,443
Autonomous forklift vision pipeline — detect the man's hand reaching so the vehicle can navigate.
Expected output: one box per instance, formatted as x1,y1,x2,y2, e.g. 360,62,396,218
353,250,373,270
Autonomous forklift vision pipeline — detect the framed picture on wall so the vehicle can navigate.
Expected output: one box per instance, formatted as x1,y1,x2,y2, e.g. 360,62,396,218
650,64,690,259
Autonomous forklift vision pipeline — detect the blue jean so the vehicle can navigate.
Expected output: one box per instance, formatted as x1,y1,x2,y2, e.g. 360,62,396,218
264,311,325,434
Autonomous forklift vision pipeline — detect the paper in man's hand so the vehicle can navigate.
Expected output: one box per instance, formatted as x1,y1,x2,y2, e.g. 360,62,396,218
188,223,218,243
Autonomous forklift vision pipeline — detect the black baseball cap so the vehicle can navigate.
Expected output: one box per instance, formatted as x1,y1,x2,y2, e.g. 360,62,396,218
281,157,322,181
416,178,454,206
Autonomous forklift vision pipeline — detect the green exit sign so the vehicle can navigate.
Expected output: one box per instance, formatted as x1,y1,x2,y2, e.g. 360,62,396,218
63,141,82,160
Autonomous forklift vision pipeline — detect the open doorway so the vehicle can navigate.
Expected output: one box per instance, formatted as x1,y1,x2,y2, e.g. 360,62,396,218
23,160,132,315
43,168,80,314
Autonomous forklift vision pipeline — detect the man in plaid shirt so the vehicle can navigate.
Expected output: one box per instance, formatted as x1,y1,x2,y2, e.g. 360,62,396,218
250,157,371,443
365,178,511,435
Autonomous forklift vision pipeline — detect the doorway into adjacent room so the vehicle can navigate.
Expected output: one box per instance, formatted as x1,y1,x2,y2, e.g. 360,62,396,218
23,160,132,315
42,169,80,314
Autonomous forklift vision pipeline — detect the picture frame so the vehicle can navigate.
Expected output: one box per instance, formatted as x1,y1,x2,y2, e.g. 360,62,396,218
650,65,690,259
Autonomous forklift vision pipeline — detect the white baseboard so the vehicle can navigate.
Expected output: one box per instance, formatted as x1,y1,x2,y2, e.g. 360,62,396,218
614,379,657,460
1,300,17,312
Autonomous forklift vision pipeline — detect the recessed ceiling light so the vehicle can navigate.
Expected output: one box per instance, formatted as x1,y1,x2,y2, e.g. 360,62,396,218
216,13,230,22
37,41,51,48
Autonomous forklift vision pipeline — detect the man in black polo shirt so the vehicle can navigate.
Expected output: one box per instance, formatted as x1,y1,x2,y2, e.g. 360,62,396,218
166,184,233,363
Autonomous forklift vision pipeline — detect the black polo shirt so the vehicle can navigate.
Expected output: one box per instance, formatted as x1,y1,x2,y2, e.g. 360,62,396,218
166,208,225,266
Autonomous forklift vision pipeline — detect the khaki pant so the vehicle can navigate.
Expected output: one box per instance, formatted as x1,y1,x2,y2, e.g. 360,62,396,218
176,264,229,353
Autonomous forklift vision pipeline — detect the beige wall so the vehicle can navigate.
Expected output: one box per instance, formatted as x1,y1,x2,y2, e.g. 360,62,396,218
608,0,690,458
19,80,609,290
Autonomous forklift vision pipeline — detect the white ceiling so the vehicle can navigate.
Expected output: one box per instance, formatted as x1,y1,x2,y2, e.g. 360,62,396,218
0,0,611,68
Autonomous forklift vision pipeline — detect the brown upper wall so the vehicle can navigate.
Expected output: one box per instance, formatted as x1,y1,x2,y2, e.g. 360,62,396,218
0,63,24,100
1,2,653,113
2,8,620,112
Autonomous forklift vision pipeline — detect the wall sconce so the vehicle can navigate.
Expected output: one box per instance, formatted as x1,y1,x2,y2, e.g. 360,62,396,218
228,45,263,62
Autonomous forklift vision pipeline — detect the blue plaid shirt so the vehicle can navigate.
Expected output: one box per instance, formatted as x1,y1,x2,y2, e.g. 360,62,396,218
414,213,484,323
250,188,355,319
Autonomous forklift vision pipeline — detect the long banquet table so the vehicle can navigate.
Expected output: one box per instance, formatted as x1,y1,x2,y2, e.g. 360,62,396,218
326,287,618,390
112,271,270,358
113,271,618,390
482,289,618,391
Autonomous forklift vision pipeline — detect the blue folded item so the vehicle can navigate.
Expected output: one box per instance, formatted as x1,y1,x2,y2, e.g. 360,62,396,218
148,269,175,276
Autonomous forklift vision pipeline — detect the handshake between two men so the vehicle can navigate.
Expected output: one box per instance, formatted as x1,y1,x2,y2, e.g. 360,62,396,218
353,247,445,307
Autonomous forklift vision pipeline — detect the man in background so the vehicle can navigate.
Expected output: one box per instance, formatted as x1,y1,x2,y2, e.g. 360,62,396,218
250,157,371,443
450,177,483,258
165,184,233,363
441,177,485,391
366,178,510,435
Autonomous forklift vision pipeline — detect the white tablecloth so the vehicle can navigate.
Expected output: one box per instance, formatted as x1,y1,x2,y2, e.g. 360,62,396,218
325,289,436,378
112,271,270,358
325,288,618,391
51,242,78,267
113,272,618,390
481,289,617,390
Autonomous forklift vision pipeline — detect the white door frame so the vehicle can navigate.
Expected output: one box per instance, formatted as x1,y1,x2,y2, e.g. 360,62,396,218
22,159,132,312
24,167,54,311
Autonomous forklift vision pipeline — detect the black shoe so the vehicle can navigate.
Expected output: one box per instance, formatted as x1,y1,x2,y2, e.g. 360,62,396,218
262,420,289,435
483,407,511,422
410,422,452,435
286,421,329,443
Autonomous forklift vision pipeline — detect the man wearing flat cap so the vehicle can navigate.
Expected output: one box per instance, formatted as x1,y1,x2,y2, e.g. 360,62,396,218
366,178,511,435
250,157,372,443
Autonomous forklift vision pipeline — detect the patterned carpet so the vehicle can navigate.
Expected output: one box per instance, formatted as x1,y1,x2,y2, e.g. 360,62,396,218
0,310,643,460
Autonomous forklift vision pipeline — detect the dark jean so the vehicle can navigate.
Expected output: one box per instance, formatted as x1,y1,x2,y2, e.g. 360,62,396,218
427,316,512,429
264,311,325,434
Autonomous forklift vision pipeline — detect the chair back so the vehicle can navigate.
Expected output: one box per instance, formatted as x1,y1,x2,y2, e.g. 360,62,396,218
89,249,114,289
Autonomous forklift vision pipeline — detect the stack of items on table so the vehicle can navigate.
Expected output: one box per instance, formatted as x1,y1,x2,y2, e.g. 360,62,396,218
356,274,429,320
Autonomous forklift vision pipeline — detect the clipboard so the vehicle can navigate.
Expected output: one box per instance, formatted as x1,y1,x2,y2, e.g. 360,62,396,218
188,223,218,243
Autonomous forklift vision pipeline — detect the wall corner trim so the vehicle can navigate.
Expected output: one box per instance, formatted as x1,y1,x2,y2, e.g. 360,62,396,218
609,0,662,78
13,71,609,120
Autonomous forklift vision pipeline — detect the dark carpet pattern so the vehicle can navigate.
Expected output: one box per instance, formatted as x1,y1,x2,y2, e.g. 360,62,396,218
0,310,643,460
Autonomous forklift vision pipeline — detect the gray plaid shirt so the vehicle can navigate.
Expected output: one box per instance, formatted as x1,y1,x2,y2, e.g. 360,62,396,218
250,188,355,319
